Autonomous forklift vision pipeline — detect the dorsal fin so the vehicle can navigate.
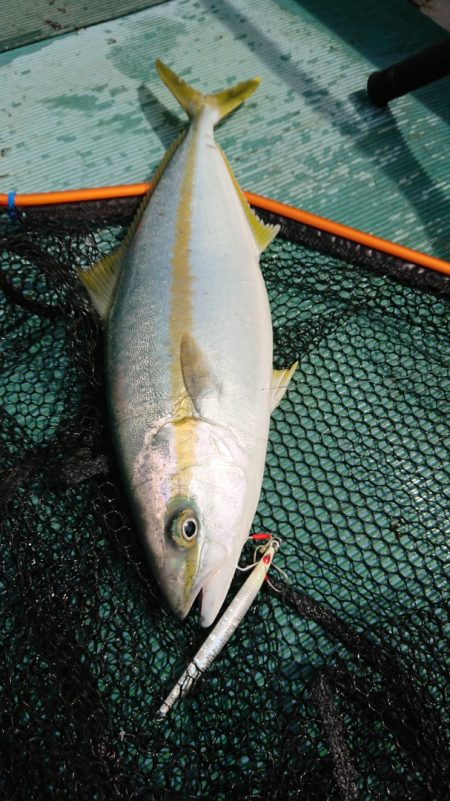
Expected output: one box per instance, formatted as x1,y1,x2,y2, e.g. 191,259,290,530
78,248,123,321
151,128,187,189
77,131,187,321
77,192,148,320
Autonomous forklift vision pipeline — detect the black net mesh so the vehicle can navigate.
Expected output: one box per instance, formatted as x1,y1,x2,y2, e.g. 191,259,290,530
1,199,449,801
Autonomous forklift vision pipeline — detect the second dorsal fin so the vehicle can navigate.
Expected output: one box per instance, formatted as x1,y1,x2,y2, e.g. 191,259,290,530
77,192,149,320
77,130,187,321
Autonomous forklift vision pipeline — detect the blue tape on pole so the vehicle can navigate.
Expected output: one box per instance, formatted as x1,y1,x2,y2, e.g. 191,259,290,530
7,190,17,220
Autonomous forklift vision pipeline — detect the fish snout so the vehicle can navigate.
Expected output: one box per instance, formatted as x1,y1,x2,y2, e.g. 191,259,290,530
163,570,199,620
157,534,201,620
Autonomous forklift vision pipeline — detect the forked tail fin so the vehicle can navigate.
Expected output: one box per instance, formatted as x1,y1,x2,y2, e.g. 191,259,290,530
155,59,260,124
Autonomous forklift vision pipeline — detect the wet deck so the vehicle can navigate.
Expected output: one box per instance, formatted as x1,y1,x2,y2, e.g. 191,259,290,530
1,0,449,257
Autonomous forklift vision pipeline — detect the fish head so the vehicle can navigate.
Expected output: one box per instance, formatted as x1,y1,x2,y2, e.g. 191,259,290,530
133,415,254,626
161,458,249,625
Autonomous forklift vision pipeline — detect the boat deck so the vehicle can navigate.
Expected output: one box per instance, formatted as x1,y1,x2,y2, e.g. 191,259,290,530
1,0,449,258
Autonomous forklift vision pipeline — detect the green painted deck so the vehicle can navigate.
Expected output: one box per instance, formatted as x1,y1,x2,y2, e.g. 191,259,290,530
0,0,449,258
0,0,165,52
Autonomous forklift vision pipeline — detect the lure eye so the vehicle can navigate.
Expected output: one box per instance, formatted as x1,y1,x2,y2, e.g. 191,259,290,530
167,507,200,549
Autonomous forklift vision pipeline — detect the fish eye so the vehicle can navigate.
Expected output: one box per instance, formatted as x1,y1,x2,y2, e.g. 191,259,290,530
182,518,197,540
167,507,200,549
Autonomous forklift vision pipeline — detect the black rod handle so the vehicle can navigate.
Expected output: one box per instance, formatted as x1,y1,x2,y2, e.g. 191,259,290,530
367,37,450,106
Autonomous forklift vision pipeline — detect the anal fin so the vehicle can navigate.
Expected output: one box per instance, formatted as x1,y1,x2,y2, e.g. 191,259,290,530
218,145,280,253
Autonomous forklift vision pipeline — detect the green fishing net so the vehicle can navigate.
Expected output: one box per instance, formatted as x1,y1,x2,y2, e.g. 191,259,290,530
1,198,449,800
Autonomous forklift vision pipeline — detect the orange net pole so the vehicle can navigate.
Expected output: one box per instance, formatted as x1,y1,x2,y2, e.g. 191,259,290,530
245,192,450,278
1,184,449,277
0,184,150,206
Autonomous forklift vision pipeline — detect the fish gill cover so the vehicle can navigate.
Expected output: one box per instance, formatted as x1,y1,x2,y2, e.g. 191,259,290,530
0,197,449,800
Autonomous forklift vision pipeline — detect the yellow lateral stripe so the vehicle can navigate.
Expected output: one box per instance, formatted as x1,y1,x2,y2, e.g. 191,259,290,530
170,134,195,403
169,130,199,601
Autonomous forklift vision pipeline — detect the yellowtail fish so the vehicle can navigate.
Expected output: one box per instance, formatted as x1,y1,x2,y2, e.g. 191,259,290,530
79,60,297,627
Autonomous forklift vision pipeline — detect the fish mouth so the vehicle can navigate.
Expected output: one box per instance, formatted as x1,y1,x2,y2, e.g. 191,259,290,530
164,572,201,621
196,556,240,628
169,572,217,627
165,547,242,627
172,581,203,622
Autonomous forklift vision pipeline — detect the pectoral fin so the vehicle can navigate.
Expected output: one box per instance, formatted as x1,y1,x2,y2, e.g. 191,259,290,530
180,333,220,413
271,362,298,412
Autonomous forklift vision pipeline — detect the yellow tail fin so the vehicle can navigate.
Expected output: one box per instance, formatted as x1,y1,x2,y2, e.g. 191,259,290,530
155,59,260,123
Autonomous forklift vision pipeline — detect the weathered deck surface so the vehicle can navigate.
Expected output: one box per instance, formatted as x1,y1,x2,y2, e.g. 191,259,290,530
1,0,449,257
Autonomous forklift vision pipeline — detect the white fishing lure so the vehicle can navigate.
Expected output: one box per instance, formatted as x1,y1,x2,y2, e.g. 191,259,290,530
158,538,279,717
